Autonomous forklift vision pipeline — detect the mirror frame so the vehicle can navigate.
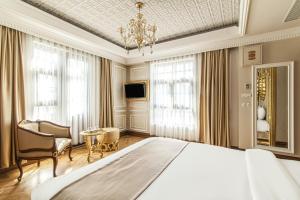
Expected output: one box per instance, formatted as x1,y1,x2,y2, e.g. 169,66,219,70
252,61,294,154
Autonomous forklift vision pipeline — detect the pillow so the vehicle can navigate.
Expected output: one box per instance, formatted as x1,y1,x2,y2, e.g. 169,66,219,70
257,106,266,120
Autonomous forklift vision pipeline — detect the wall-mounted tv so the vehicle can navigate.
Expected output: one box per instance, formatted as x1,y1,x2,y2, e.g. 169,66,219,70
125,81,149,101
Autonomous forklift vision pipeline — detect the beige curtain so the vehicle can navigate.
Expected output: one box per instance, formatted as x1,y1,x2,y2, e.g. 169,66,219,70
0,26,25,168
199,49,230,147
99,58,114,128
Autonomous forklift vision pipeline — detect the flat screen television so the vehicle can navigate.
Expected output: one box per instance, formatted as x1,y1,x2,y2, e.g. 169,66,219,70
125,81,148,100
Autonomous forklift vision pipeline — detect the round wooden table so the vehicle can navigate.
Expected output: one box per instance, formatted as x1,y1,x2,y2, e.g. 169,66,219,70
80,129,106,162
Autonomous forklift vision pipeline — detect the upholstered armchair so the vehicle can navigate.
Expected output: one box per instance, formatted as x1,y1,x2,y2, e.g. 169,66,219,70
16,120,73,181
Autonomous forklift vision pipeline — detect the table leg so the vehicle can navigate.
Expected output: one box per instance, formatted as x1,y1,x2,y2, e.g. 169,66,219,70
96,137,104,159
83,134,104,162
84,136,93,162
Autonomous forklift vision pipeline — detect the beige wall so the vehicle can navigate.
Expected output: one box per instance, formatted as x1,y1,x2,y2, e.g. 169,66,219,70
263,37,300,155
238,37,300,156
238,46,253,149
229,48,240,147
125,37,300,156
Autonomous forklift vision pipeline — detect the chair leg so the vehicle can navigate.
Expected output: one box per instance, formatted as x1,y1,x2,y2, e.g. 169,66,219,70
52,157,58,177
37,160,40,167
68,145,73,161
16,158,23,182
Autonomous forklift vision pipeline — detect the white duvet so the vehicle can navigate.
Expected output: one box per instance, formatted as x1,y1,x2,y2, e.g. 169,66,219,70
31,138,300,200
246,149,300,200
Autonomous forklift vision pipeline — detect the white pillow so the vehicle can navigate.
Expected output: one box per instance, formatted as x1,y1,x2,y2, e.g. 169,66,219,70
257,106,266,120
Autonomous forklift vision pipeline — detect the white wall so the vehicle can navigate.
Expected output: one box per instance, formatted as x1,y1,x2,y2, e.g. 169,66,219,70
111,62,150,134
112,63,127,132
126,63,150,134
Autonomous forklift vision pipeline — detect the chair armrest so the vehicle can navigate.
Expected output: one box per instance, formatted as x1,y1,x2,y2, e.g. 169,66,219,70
16,127,56,152
38,121,71,138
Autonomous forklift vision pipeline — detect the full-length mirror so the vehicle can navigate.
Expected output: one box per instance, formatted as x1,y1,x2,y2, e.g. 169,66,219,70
252,62,294,153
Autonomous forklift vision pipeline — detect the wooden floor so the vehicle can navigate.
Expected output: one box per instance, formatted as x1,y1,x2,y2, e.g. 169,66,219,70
0,135,145,200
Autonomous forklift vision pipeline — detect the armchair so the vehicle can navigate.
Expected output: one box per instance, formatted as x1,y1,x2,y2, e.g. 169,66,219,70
16,120,73,181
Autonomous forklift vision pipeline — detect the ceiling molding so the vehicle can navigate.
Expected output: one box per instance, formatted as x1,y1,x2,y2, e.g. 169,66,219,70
1,0,300,66
125,26,240,64
239,0,251,35
0,0,127,64
128,23,238,50
20,0,240,49
21,0,124,49
126,26,300,65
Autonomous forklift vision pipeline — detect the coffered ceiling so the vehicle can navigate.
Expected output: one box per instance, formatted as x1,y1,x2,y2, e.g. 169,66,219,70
21,0,240,48
3,0,300,65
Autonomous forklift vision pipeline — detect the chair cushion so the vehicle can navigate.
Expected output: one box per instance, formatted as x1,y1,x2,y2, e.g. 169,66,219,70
18,120,39,132
55,138,72,153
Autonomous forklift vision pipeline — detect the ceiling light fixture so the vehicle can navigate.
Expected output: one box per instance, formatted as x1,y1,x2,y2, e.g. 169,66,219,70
118,1,157,55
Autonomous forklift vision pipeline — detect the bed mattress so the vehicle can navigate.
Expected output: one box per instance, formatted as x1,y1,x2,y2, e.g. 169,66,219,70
31,137,300,200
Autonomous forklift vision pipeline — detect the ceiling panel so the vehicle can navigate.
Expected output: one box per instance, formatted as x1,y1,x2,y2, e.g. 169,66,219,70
22,0,240,48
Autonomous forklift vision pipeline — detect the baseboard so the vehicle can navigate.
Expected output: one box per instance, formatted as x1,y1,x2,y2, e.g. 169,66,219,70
123,130,151,138
230,146,245,151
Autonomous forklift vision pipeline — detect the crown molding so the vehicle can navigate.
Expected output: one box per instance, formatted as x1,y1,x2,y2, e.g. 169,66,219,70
126,26,300,65
1,0,300,66
239,0,251,35
125,26,240,64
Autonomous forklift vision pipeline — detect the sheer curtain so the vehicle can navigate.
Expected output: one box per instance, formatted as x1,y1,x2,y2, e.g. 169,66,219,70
25,36,100,145
150,55,199,142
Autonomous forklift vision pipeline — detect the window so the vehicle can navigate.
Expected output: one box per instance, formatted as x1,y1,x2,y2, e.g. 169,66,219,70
25,36,100,144
150,55,198,141
29,44,62,121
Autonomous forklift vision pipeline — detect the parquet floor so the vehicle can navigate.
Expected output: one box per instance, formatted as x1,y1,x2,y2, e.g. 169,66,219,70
0,135,145,200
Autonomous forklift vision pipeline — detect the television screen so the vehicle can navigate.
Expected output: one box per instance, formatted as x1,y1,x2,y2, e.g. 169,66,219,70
125,83,146,98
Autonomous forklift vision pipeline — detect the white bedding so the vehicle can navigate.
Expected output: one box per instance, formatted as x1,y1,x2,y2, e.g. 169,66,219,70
31,137,300,200
246,149,300,200
138,142,252,200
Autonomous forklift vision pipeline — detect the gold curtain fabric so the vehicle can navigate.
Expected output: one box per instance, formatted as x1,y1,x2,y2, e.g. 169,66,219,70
99,58,114,128
0,26,25,168
199,49,230,147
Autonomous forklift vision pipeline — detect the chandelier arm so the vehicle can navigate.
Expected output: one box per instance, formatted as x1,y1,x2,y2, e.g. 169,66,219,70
118,1,157,54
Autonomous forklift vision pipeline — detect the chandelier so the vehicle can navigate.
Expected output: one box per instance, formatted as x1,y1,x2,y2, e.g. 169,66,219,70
118,2,157,55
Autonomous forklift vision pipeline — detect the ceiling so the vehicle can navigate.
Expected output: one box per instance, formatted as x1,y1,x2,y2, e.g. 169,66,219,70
21,0,240,48
246,0,300,35
2,0,300,65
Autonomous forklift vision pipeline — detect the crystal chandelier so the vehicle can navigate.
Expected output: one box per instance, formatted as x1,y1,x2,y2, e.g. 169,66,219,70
118,2,157,55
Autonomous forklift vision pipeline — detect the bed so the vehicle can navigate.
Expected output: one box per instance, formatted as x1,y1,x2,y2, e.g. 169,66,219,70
31,137,300,200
